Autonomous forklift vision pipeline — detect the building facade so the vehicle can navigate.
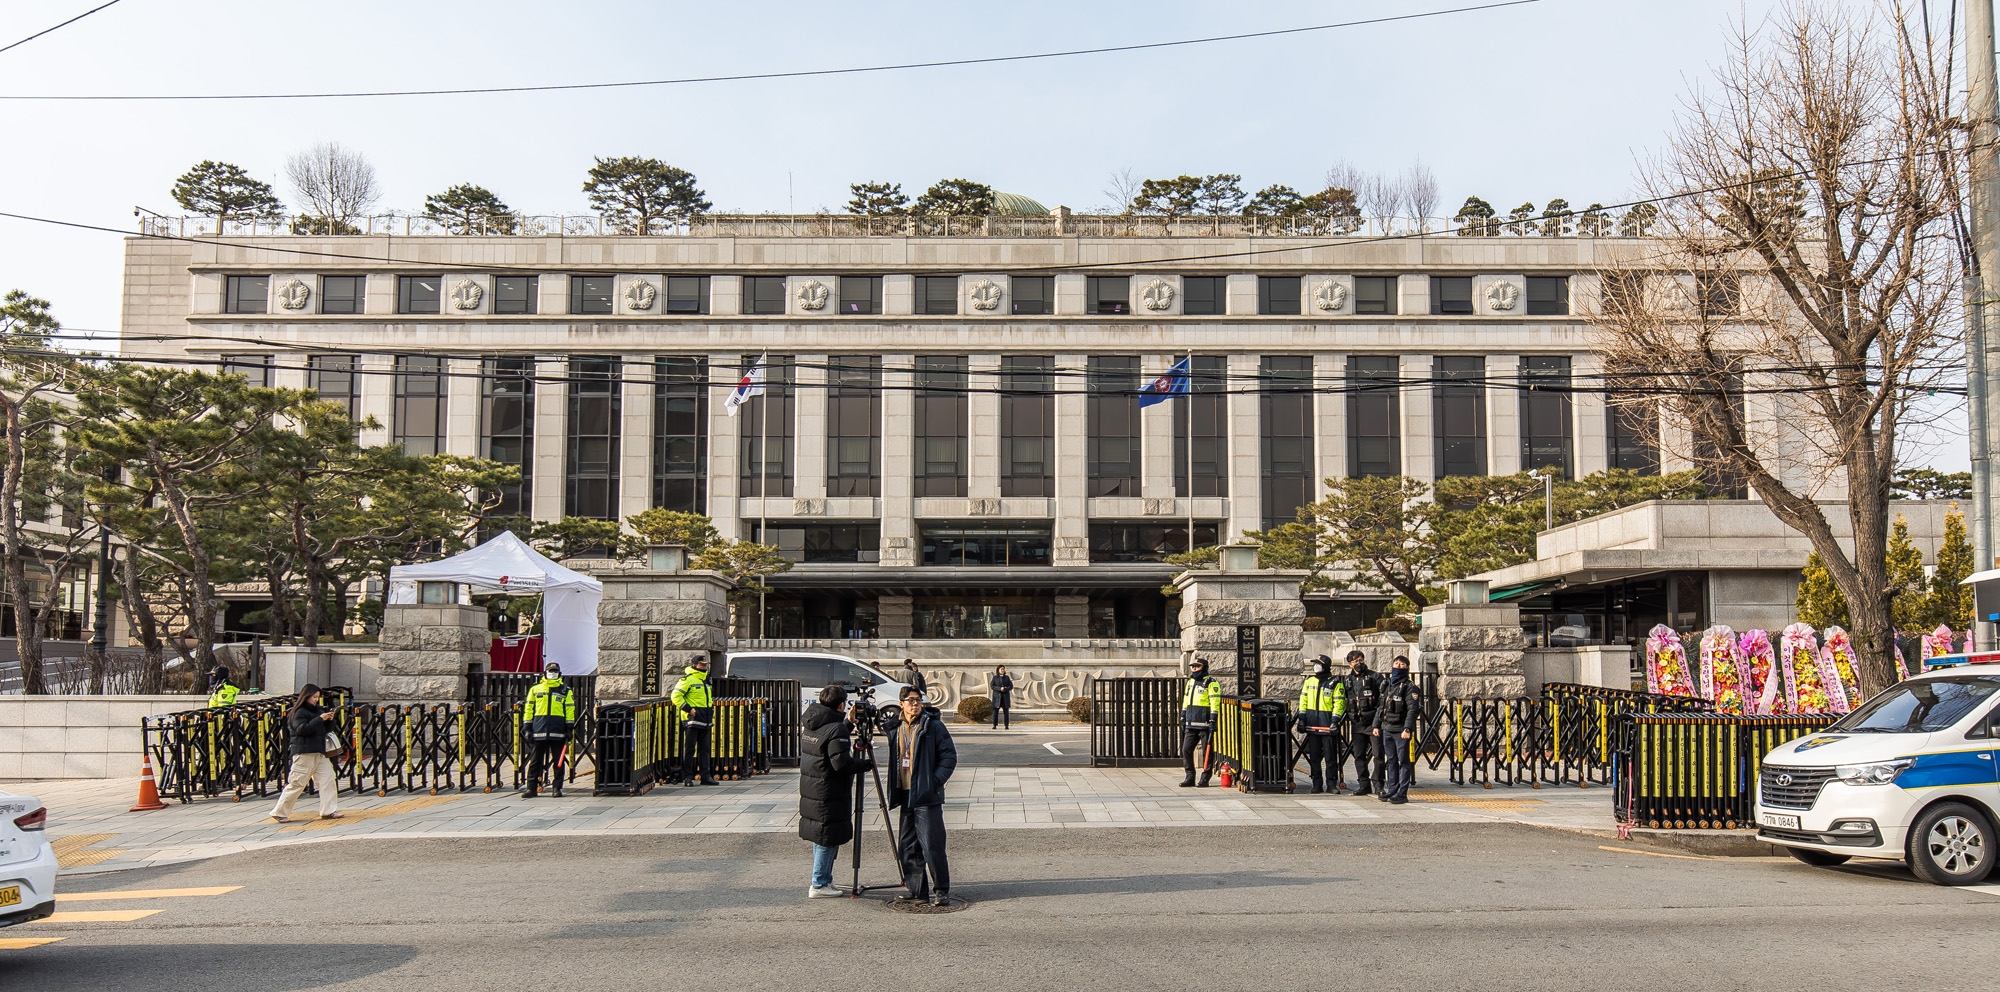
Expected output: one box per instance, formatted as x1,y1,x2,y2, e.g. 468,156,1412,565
121,217,1758,642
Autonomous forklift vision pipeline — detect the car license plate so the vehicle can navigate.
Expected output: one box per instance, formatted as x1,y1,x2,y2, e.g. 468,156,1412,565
0,885,19,907
1760,812,1801,830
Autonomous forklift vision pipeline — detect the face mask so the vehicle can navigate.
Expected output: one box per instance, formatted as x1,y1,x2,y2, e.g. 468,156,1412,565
1391,668,1409,681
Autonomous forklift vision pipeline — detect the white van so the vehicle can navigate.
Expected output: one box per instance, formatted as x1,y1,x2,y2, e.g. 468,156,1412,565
723,651,909,711
1755,662,2000,885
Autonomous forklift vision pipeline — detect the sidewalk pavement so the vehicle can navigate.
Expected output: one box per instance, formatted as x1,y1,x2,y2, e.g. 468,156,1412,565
9,765,1635,876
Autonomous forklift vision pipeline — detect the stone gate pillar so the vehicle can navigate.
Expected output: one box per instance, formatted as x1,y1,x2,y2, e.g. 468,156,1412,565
594,546,735,701
1172,545,1308,700
377,596,486,701
1417,580,1528,698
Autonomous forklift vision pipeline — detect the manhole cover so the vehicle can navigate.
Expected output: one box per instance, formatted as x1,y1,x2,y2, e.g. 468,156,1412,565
883,895,972,914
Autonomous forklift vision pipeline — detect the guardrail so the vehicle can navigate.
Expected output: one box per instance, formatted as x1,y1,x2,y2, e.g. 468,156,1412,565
1212,697,1294,792
1090,677,1185,767
712,677,801,767
1615,713,1836,829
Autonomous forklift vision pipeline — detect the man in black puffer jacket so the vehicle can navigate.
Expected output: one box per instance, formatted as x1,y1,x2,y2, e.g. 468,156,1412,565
799,685,873,898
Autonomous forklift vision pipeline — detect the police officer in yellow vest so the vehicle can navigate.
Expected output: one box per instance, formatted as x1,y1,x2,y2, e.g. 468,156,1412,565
1295,655,1348,794
672,655,719,786
520,661,576,798
1179,659,1223,788
206,675,241,708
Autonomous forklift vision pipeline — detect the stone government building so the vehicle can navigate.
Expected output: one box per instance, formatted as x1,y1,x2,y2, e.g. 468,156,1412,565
121,202,1766,667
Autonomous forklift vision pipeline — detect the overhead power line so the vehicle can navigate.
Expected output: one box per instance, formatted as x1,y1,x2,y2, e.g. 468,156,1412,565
0,1,1541,101
0,0,123,56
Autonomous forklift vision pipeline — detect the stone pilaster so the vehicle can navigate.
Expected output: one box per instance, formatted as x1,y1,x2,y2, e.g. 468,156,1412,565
594,568,734,701
376,603,486,701
879,595,914,638
1054,595,1090,638
1416,602,1529,698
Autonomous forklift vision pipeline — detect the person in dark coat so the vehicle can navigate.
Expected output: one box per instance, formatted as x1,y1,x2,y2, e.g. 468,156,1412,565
799,685,873,898
1342,651,1384,796
888,685,957,906
267,684,345,823
988,667,1015,729
902,659,928,696
1372,655,1421,804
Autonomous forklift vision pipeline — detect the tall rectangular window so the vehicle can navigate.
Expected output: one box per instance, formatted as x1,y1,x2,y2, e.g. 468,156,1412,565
1354,276,1397,315
839,276,882,315
914,356,969,497
569,275,614,315
1087,356,1141,496
1011,276,1052,315
666,275,710,314
1260,356,1314,529
218,354,270,388
565,356,620,521
307,354,359,420
1526,276,1569,315
493,276,537,315
1698,272,1740,315
1606,394,1658,475
653,356,707,513
1433,356,1487,477
1601,272,1643,314
397,275,441,314
1087,276,1130,315
393,356,446,456
1173,356,1228,497
825,357,881,497
1347,356,1401,477
481,358,534,517
1430,276,1473,315
914,275,958,315
225,275,269,314
319,275,364,314
1257,276,1302,315
1001,355,1054,497
743,276,786,315
739,356,794,497
1519,356,1573,477
1182,276,1225,315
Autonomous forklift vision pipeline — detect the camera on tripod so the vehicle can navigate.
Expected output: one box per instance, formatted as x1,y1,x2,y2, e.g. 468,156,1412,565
839,681,902,737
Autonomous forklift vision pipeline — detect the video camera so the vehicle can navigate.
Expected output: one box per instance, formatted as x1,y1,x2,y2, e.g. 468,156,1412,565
839,681,903,737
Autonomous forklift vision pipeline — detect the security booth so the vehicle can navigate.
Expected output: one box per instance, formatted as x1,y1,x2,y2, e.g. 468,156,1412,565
1965,568,2000,653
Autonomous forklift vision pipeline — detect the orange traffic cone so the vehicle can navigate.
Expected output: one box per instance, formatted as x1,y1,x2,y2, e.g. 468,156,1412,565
130,754,167,812
1218,763,1234,789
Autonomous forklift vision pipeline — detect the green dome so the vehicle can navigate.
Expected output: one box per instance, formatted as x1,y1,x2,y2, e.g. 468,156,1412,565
993,191,1049,216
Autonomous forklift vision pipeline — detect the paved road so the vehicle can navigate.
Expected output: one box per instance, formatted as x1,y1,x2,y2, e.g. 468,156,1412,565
10,823,1999,990
946,725,1092,766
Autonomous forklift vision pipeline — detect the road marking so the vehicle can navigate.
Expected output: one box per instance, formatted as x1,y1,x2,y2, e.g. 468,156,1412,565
1961,883,2000,898
50,833,128,869
44,909,162,923
1598,845,1715,861
279,794,461,832
1041,740,1087,755
0,937,66,949
56,886,241,901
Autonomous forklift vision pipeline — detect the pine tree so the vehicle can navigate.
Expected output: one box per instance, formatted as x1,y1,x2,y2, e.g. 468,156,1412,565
846,181,908,216
1796,552,1852,628
1453,196,1496,237
171,160,284,231
582,157,711,234
1575,203,1613,237
1504,202,1537,236
423,184,517,234
1538,198,1573,236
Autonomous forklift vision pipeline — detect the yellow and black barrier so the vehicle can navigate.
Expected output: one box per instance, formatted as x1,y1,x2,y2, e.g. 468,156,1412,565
1614,713,1835,829
1213,697,1293,792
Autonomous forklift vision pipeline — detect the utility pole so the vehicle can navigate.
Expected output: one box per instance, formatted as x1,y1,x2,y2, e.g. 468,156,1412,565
1969,0,2000,649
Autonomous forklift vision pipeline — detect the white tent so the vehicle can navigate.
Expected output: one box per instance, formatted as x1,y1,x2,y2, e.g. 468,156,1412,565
387,531,603,675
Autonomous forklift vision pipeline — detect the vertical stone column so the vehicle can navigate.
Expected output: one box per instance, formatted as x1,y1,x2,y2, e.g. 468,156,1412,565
444,357,480,458
377,603,486,701
595,567,733,701
1226,353,1262,539
1417,599,1529,698
708,352,743,540
1487,354,1522,476
1141,354,1175,499
880,353,916,566
1314,353,1346,498
793,354,829,500
358,354,393,448
1573,353,1609,475
1053,352,1089,567
1173,552,1308,699
968,353,1001,499
1054,595,1090,638
532,358,567,523
1400,354,1435,481
618,354,654,521
879,595,914,638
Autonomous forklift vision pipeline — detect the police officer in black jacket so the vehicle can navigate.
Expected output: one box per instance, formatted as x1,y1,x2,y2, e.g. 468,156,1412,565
1342,651,1384,796
1372,655,1420,804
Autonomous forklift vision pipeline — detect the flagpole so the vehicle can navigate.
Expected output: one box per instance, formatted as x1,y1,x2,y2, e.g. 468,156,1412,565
1185,352,1195,564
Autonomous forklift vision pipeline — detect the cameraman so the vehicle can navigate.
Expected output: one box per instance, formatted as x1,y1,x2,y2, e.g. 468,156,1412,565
799,685,873,899
888,685,957,906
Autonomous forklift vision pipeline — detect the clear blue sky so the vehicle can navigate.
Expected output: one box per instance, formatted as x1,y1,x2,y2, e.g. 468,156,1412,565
0,0,1972,471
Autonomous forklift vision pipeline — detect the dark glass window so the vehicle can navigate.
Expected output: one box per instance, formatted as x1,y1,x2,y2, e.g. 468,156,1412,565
914,356,968,498
1430,276,1473,315
1526,276,1569,316
1174,356,1228,498
1257,276,1302,316
1698,272,1740,315
218,354,270,388
1433,356,1486,478
319,275,363,314
568,275,614,315
1606,394,1659,476
1260,356,1314,529
493,276,537,315
397,275,442,314
743,276,787,315
825,357,881,497
911,595,1054,638
1087,276,1130,315
225,275,269,314
481,357,534,517
666,275,710,314
750,522,882,563
1089,522,1222,563
839,276,882,315
307,354,359,421
565,356,620,522
1182,276,1225,315
1001,356,1054,497
920,526,1052,567
653,357,707,514
1011,276,1053,315
1520,356,1573,477
1601,272,1643,314
739,356,794,497
1347,356,1400,478
393,356,446,456
915,275,958,315
1087,356,1141,496
1354,276,1397,315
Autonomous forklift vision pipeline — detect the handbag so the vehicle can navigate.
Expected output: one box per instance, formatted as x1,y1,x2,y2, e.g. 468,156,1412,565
323,732,347,757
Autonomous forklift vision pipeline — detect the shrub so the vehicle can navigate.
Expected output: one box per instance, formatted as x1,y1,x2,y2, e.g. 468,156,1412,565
1301,617,1327,632
955,695,994,724
1067,697,1092,723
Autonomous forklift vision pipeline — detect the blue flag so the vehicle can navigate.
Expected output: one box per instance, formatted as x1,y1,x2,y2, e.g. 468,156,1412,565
1138,357,1191,408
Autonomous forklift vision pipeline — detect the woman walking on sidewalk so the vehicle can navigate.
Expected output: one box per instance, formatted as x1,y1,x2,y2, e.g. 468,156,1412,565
267,684,344,824
988,667,1015,729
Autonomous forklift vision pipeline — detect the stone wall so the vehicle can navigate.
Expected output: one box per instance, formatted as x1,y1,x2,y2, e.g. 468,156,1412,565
265,645,381,700
1521,646,1634,692
597,571,732,700
0,695,204,779
376,603,487,701
1417,602,1528,698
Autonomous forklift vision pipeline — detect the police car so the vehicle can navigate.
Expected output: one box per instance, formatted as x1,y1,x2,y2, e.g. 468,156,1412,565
0,789,55,928
1756,663,2000,885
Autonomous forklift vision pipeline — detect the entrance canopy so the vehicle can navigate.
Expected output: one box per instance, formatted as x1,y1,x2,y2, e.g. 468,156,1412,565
387,532,603,675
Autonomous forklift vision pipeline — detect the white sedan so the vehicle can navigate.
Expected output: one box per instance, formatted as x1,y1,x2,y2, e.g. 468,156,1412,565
0,789,55,928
